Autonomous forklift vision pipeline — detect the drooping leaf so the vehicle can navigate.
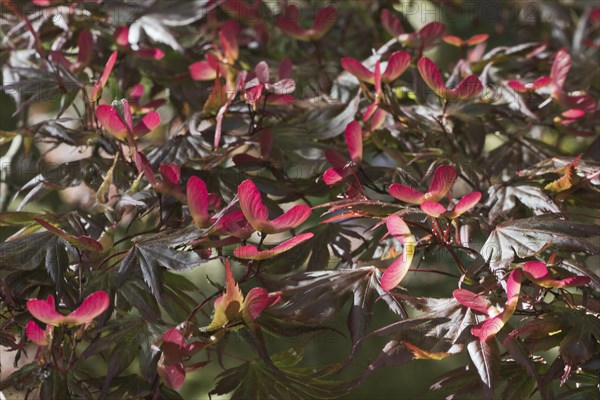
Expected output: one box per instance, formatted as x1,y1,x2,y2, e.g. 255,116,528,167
209,347,350,399
467,337,499,396
481,216,600,278
486,185,561,221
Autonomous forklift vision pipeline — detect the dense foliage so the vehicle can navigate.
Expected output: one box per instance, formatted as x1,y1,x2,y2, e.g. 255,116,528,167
1,1,599,399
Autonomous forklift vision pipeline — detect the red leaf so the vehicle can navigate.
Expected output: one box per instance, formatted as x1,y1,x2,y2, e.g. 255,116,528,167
34,218,103,252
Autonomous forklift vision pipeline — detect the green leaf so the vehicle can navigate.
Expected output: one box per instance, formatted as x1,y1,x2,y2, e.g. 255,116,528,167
0,231,59,270
0,211,56,226
121,227,208,298
45,239,68,298
467,337,499,397
267,267,377,325
209,347,350,399
481,216,600,278
486,185,560,221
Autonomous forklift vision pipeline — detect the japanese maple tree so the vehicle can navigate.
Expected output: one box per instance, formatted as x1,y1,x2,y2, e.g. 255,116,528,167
0,1,599,399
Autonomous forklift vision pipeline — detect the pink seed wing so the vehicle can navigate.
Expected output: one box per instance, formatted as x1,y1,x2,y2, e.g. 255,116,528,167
26,320,49,346
465,33,489,46
420,201,447,218
159,164,180,188
243,287,277,320
521,261,549,280
114,26,129,47
507,80,530,93
340,58,374,83
133,111,160,137
380,252,413,291
388,184,425,204
278,57,293,80
27,296,64,325
533,76,552,90
426,165,457,202
505,269,523,308
276,5,308,41
267,205,312,234
158,362,186,389
451,191,482,217
417,22,446,48
67,291,110,325
450,75,483,100
234,232,313,261
187,176,210,227
382,50,411,82
189,61,217,81
471,314,504,342
380,9,404,37
344,120,363,163
418,57,447,98
95,105,128,139
453,289,491,315
323,167,345,185
237,180,269,231
76,29,93,68
385,215,412,243
443,35,464,47
311,6,337,40
550,48,571,90
91,51,117,101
